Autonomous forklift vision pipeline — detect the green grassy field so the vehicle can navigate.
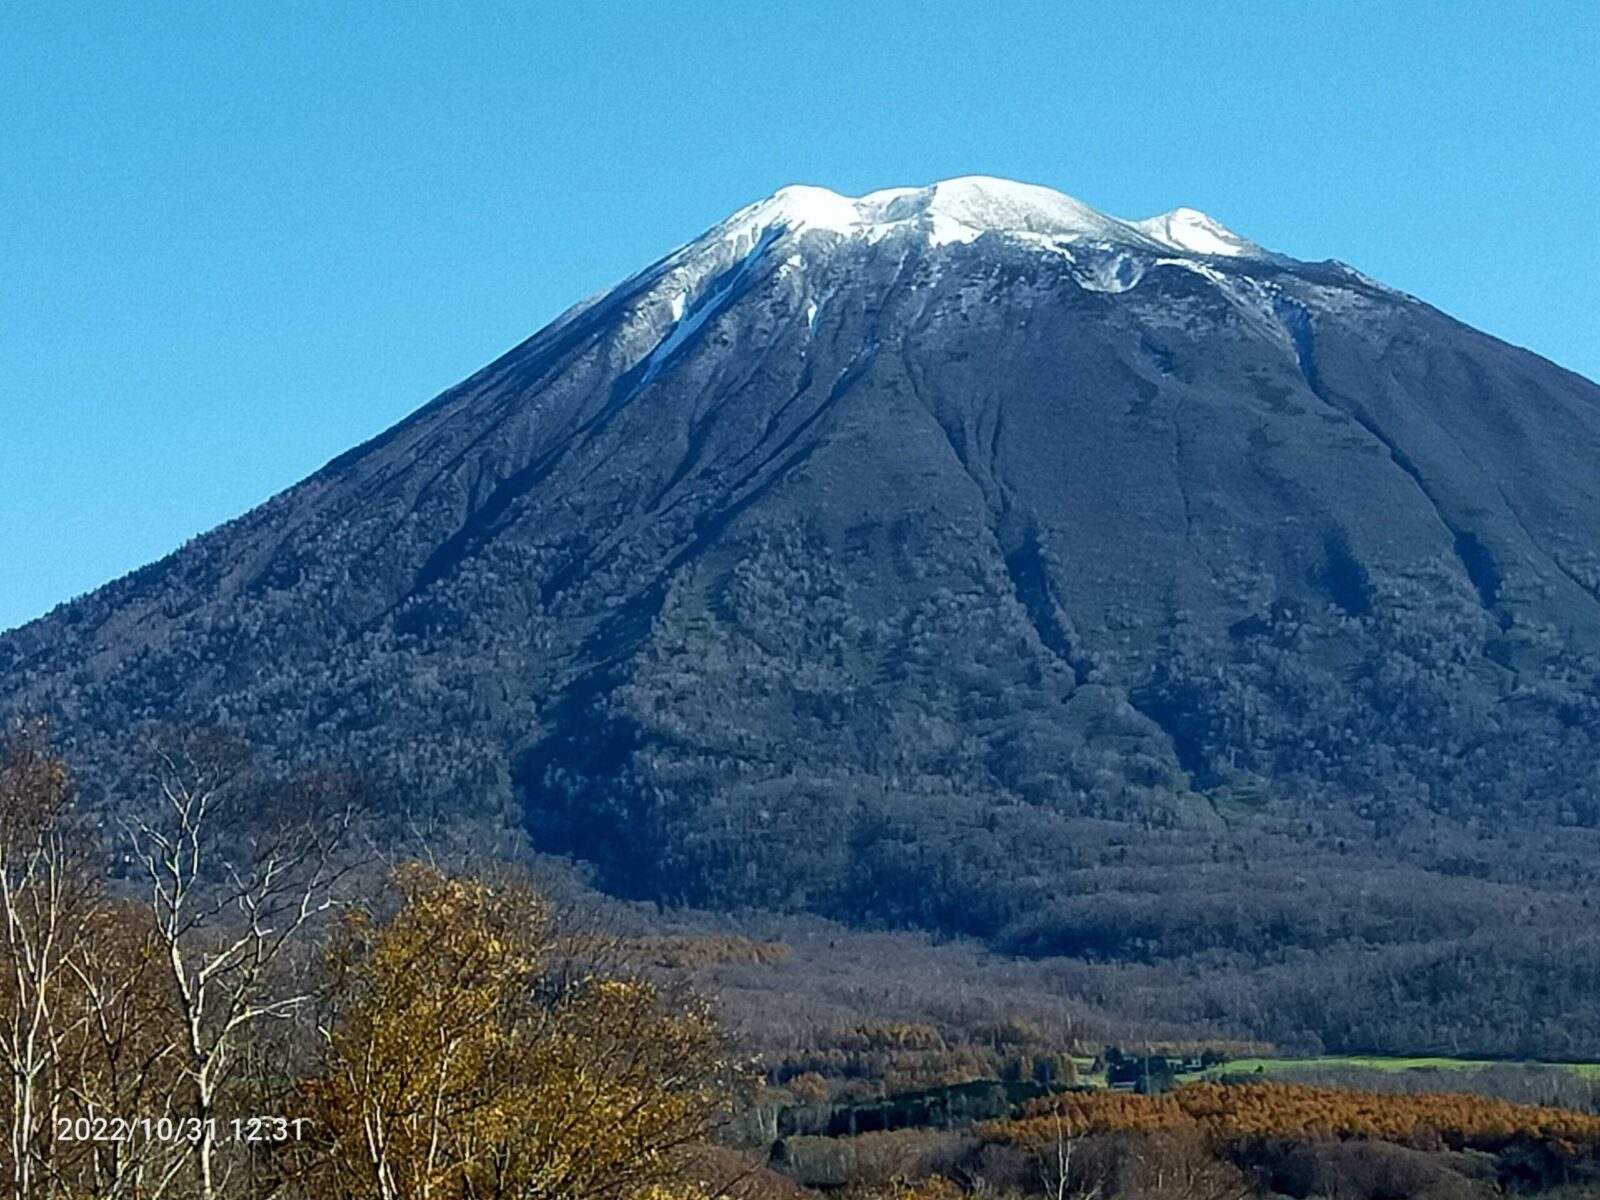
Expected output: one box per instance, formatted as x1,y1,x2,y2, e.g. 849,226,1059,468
1207,1055,1600,1080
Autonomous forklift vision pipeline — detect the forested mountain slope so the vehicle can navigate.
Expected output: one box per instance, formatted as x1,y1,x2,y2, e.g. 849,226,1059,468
5,178,1600,1053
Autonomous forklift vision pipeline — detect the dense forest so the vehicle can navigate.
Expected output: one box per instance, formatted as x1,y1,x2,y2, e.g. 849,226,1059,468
9,516,1600,1061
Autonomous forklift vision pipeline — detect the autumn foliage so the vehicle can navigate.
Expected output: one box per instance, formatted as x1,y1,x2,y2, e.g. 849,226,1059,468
0,731,742,1200
306,862,736,1200
984,1080,1600,1154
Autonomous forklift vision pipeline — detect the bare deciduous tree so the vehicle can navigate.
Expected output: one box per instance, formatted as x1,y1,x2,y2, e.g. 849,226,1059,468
0,723,84,1200
1038,1103,1109,1200
125,739,356,1200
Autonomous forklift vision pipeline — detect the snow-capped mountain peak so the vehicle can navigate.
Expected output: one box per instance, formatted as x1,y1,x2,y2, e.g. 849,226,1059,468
1131,206,1263,258
708,175,1265,260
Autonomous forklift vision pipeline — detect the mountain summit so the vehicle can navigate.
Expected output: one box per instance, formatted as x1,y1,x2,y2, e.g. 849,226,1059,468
710,177,1266,258
4,178,1600,969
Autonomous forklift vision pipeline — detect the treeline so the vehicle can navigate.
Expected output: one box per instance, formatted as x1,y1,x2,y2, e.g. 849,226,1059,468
692,818,1600,1060
770,1080,1600,1198
987,1082,1600,1151
0,725,742,1200
975,1080,1600,1197
763,1019,1081,1099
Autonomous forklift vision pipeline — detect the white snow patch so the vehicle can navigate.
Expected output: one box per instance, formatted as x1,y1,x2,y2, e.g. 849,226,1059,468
1131,207,1261,258
629,225,781,393
1164,258,1230,286
693,176,1266,262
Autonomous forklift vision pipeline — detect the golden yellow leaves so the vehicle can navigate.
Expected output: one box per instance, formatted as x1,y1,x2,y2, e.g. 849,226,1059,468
311,863,733,1200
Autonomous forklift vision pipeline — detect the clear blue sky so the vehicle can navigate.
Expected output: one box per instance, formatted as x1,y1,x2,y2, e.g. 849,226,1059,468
3,1,1597,633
